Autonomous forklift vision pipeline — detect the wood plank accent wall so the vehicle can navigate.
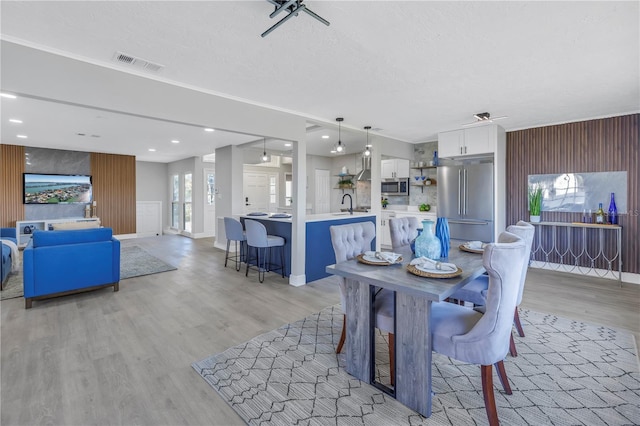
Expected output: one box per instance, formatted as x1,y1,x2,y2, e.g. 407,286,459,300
90,153,136,235
0,144,25,227
506,114,639,274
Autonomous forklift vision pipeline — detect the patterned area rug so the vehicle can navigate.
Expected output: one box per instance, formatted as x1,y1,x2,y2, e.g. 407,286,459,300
1,245,176,300
193,306,640,425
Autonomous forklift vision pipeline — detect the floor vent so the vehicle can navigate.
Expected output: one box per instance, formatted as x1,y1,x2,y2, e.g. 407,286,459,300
112,51,164,73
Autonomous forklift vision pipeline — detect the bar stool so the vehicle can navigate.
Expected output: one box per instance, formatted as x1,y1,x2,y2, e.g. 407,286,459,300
244,219,285,283
223,217,246,271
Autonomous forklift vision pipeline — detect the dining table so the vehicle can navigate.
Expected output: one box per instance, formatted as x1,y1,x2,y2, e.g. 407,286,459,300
325,243,486,418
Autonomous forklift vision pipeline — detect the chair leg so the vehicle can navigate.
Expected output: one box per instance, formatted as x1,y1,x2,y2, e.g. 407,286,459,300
388,332,395,386
514,307,525,337
481,365,500,426
336,314,346,354
494,360,512,395
509,333,518,357
245,246,252,277
224,239,231,267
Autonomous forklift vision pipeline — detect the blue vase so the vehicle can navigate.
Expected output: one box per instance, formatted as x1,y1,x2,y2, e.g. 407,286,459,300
414,220,441,260
435,218,450,258
410,228,423,253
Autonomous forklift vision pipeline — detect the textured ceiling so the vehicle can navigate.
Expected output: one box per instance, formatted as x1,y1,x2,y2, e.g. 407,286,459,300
1,1,638,162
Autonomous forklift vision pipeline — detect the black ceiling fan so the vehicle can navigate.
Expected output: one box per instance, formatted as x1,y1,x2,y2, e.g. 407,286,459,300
262,0,330,38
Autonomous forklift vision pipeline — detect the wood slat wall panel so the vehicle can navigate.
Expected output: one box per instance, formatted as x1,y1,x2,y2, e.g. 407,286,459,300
90,153,136,235
0,144,25,228
506,114,639,274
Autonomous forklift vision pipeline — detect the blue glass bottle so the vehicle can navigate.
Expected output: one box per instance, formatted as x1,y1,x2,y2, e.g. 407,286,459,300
608,192,618,224
410,228,423,254
414,219,441,260
435,217,450,257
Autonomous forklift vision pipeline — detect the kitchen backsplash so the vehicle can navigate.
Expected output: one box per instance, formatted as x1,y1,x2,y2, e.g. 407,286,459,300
410,141,438,208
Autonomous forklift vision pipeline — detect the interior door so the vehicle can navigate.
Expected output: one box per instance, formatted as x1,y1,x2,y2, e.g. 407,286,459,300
314,169,330,214
243,172,269,213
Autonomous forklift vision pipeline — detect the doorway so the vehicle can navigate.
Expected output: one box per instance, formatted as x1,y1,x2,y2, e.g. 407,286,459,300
204,169,215,237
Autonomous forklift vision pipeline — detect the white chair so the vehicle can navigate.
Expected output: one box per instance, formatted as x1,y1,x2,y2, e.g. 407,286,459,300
329,222,396,385
430,231,528,426
244,219,285,283
450,221,535,356
388,216,420,250
223,217,246,271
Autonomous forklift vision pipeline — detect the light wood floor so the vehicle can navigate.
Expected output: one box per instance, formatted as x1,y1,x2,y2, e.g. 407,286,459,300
1,235,638,425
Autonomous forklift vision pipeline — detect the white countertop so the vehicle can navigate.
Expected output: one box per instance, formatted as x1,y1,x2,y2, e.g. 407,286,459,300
305,212,376,223
238,212,376,223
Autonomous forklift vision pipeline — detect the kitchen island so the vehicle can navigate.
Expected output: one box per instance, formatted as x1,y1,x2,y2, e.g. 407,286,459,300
239,212,376,283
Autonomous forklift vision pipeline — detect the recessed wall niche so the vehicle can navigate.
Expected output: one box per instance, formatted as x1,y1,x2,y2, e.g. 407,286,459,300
24,147,91,220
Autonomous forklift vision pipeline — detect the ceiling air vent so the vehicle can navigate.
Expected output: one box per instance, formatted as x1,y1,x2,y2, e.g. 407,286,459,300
112,51,164,73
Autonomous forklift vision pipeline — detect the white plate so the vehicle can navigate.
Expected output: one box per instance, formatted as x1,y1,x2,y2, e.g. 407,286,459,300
415,264,458,274
464,242,485,251
362,255,389,264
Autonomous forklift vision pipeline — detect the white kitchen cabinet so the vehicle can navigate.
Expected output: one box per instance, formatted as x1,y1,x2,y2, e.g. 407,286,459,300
380,211,396,247
438,124,501,158
381,159,410,179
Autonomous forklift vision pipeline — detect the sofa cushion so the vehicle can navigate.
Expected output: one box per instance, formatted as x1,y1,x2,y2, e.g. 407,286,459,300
32,228,113,248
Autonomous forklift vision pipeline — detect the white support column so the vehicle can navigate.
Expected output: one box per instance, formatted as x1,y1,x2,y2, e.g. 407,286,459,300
289,137,307,286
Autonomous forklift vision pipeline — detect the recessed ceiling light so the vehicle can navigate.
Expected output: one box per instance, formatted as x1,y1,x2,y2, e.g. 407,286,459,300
17,134,27,139
148,148,156,152
322,135,329,139
284,143,292,147
0,93,17,99
171,140,180,144
9,119,23,124
204,128,215,132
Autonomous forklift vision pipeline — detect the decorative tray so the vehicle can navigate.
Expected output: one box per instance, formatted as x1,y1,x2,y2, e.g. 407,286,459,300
271,213,292,218
247,212,268,216
459,244,484,254
357,253,403,266
406,264,463,278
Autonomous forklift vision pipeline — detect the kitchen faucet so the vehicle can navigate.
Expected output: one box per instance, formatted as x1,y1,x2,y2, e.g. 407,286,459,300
341,193,353,215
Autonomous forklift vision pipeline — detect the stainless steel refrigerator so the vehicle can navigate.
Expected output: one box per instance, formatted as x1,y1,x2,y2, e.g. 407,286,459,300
437,162,494,242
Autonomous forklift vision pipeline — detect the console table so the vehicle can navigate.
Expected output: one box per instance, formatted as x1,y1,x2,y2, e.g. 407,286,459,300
16,218,101,248
529,221,622,284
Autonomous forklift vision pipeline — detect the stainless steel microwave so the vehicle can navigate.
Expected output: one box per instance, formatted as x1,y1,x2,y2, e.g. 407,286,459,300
381,179,410,195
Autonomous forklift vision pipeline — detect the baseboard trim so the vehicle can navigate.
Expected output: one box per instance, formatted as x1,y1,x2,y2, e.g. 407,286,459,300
115,233,137,240
213,241,226,251
530,261,639,285
289,274,306,287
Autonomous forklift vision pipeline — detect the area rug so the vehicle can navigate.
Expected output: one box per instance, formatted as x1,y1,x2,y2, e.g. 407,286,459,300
1,245,176,300
193,306,640,425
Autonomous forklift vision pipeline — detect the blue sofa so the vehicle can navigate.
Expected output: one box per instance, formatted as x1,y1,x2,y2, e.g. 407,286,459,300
23,228,120,309
1,227,17,288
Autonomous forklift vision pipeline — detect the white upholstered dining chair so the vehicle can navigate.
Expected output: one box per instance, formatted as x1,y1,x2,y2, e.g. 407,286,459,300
430,231,528,426
388,216,420,250
450,220,535,356
329,221,396,384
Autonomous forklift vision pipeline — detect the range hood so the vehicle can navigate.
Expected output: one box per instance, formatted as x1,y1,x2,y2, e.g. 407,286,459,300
356,156,371,181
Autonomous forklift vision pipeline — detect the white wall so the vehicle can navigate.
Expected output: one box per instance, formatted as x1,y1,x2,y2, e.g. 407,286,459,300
136,161,169,227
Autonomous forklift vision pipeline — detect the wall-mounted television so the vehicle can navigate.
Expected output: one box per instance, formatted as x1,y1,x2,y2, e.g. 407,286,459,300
23,173,93,204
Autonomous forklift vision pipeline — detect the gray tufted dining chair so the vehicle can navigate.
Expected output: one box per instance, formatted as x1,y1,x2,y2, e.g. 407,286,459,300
430,231,528,426
329,221,396,384
388,216,420,250
450,221,535,356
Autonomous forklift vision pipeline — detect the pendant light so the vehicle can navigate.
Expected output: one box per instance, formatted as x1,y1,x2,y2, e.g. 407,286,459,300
363,126,371,157
334,117,345,154
262,137,269,162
